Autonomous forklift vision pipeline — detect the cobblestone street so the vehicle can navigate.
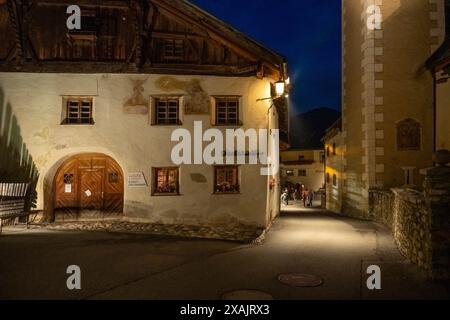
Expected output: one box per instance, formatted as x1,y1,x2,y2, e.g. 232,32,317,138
34,220,263,243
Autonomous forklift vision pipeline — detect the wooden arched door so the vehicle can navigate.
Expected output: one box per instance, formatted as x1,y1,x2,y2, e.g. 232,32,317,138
54,153,124,221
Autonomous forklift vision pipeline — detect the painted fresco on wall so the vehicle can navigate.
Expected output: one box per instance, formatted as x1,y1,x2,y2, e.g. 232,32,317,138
155,76,210,114
123,78,149,114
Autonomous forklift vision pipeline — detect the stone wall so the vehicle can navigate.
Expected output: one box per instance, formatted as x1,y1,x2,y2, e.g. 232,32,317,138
370,188,432,274
391,188,432,275
422,166,450,279
369,166,450,279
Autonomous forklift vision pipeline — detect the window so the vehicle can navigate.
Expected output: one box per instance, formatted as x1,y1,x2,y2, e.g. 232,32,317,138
64,174,74,184
62,98,94,125
298,169,307,177
214,166,240,194
286,170,295,177
154,97,180,125
326,146,330,158
109,172,119,183
320,152,325,164
397,118,421,151
63,173,74,193
163,39,184,61
402,167,416,186
67,12,97,41
333,174,337,186
215,97,240,126
153,168,179,195
326,173,330,183
333,143,336,155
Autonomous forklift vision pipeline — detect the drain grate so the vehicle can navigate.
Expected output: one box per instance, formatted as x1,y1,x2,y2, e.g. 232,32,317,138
222,290,274,300
278,273,323,287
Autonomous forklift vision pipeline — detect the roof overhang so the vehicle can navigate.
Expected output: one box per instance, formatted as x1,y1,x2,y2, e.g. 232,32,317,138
153,0,287,80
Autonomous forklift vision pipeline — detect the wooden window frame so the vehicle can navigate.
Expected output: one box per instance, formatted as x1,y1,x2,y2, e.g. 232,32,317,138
213,97,241,126
162,38,185,61
152,96,182,126
152,167,180,196
61,97,94,125
67,11,98,41
396,118,422,151
213,166,240,194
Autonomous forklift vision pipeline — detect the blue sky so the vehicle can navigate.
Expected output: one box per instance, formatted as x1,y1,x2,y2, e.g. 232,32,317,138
191,0,342,115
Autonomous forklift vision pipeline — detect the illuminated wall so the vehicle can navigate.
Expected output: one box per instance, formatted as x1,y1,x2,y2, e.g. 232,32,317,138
280,149,325,191
341,0,445,218
0,73,278,229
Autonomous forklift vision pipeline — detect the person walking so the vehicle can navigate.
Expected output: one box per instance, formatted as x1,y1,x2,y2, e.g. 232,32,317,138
302,189,309,207
308,189,314,207
281,189,289,205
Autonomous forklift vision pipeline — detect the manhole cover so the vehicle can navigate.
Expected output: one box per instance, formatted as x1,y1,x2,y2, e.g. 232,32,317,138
278,273,323,287
222,290,273,300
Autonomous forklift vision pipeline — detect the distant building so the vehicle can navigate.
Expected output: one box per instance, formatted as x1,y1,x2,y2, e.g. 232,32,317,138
280,149,325,192
322,119,344,213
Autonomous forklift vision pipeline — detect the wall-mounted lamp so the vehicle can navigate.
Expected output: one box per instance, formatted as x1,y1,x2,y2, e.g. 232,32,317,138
275,80,286,97
257,77,291,103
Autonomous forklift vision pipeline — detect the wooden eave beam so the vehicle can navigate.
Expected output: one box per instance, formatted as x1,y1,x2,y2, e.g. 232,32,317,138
152,31,203,40
35,0,129,9
0,61,260,76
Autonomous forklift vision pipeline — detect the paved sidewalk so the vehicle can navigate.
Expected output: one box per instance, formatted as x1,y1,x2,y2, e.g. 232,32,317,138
0,206,448,299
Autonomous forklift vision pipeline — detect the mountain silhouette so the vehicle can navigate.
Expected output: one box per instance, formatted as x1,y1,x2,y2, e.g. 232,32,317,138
290,108,340,149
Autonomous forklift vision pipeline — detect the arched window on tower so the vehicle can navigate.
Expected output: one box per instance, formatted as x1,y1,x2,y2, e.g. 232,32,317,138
397,118,421,151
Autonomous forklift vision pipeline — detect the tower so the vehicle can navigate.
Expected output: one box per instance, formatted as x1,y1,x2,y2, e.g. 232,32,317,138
341,0,446,218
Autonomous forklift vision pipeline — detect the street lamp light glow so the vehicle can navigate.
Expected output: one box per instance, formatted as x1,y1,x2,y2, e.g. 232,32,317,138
275,80,286,97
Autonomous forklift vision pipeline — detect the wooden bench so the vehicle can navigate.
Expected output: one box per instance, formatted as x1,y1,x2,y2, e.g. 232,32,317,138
0,183,31,235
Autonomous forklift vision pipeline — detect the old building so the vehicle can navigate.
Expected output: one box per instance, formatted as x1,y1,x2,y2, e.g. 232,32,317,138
280,148,325,192
325,0,450,278
335,0,447,218
0,0,289,235
427,1,450,152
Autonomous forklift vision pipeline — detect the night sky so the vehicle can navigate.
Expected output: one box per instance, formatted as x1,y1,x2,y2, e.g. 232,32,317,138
191,0,342,115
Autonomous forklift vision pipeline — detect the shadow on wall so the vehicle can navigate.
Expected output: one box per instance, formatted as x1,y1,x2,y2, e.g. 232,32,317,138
0,86,39,210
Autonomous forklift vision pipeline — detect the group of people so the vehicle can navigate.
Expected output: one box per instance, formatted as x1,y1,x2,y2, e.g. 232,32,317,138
281,183,315,207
